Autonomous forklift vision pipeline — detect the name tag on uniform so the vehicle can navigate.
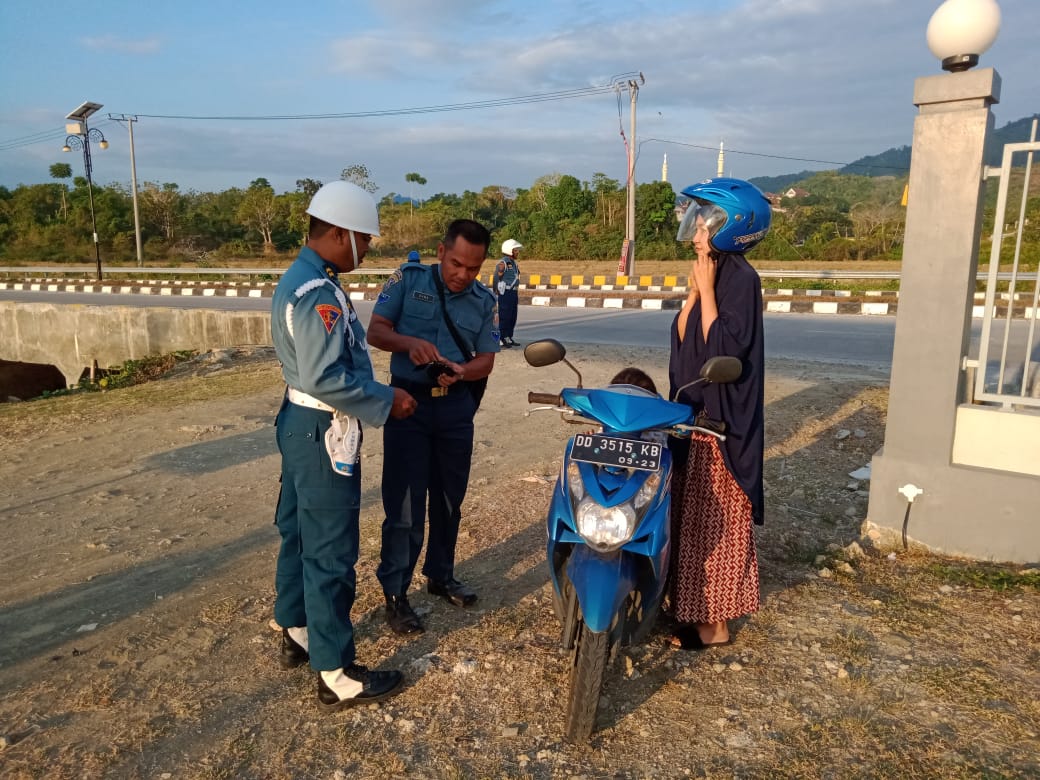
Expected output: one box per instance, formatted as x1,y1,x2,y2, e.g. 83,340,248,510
412,291,434,303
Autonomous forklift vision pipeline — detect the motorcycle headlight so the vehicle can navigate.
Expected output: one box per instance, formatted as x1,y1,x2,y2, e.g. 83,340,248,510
566,461,584,502
575,497,636,552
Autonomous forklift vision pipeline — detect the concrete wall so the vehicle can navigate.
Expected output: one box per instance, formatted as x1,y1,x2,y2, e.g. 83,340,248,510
0,301,270,385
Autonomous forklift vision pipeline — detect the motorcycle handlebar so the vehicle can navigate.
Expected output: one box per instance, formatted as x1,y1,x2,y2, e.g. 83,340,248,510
528,391,563,406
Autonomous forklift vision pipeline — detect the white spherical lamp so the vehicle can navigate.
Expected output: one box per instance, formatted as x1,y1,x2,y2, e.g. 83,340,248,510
926,0,1002,72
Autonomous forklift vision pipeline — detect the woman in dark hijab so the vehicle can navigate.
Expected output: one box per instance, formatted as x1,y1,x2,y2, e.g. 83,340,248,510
666,177,771,650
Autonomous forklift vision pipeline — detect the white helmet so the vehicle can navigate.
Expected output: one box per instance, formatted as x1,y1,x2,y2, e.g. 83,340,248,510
502,238,523,255
306,180,381,236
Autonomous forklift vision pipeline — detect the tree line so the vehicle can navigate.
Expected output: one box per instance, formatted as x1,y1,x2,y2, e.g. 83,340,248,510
0,163,1034,266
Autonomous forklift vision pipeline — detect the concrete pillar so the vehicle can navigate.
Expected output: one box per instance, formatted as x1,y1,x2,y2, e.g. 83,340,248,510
867,68,1040,562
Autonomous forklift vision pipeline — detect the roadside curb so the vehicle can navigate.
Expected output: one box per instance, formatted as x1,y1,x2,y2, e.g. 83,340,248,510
2,278,1037,319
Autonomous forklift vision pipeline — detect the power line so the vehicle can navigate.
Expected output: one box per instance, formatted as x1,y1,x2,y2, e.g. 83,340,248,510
637,137,910,173
1,83,911,175
134,85,620,121
0,84,625,151
0,117,121,152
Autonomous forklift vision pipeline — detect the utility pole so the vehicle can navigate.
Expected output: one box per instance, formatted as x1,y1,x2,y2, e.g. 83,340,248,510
622,73,644,277
110,114,144,267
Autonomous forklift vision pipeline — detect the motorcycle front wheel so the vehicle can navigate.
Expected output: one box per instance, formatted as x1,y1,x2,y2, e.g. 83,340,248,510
564,621,609,743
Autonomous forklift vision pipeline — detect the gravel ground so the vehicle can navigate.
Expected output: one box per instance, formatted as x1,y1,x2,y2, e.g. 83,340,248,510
0,345,1036,779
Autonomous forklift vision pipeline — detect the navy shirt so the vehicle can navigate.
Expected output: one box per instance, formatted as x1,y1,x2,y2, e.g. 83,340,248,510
668,252,765,524
271,246,393,427
494,256,521,290
373,263,500,383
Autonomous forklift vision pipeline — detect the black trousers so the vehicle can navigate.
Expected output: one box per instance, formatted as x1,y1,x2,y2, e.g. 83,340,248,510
499,289,518,339
376,382,476,595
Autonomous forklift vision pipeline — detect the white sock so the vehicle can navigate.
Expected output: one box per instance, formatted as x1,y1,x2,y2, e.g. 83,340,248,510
320,668,364,700
287,626,309,652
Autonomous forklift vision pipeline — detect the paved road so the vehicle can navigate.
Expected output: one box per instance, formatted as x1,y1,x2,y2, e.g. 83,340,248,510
9,289,1037,377
1,289,898,368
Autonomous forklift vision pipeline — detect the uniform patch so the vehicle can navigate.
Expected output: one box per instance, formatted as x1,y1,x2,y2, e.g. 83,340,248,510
377,292,390,303
492,330,501,340
381,268,403,292
412,291,434,303
315,303,342,334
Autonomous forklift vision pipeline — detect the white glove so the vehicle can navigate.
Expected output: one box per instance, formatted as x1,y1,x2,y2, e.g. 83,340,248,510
497,281,506,295
325,413,361,476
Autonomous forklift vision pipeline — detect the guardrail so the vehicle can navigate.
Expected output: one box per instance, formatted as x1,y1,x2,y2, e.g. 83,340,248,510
0,265,1035,283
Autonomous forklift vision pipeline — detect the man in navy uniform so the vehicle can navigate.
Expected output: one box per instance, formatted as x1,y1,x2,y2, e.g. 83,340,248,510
494,238,522,347
367,219,499,634
271,180,417,709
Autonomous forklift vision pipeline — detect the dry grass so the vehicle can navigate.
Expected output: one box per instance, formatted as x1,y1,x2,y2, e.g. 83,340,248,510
0,350,1036,779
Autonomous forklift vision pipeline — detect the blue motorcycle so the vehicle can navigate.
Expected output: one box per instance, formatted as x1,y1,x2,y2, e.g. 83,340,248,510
524,339,740,742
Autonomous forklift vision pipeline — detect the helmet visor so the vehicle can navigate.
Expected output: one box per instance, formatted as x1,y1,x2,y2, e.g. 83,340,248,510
676,201,728,243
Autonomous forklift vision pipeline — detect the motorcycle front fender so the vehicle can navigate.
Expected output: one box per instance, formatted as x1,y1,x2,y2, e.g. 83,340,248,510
566,545,637,634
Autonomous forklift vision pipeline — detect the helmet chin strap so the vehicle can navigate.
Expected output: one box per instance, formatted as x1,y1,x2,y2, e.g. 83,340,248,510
348,229,359,270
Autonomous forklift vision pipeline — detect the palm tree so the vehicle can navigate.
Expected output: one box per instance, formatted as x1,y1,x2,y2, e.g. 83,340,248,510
49,163,73,221
405,172,427,215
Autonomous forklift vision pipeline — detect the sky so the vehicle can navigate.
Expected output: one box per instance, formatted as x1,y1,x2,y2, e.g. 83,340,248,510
0,0,1036,198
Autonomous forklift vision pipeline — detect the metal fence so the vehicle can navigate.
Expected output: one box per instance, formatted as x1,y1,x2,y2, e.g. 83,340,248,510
974,125,1040,409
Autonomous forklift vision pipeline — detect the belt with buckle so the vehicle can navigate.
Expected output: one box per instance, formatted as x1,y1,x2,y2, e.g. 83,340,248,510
286,387,335,412
390,376,465,398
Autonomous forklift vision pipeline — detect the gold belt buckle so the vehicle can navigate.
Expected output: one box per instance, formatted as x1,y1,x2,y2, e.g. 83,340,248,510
431,386,448,398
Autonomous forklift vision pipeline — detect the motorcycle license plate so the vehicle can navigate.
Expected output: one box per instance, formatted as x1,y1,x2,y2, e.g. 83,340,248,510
570,433,662,471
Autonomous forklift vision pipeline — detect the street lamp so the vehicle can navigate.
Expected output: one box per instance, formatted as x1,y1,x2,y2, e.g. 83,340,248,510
926,0,1002,72
63,101,108,280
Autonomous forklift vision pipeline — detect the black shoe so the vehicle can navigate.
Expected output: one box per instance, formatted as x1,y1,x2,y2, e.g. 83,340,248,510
385,594,425,634
427,577,478,608
317,663,404,710
280,628,309,670
506,337,519,347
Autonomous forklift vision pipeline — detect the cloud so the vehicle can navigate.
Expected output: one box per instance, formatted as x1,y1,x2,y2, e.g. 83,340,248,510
80,35,161,55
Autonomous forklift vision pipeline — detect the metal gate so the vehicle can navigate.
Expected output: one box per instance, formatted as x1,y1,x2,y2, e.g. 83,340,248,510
974,120,1040,409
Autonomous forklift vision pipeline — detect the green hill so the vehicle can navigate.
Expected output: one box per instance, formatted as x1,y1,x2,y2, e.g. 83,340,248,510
749,114,1038,190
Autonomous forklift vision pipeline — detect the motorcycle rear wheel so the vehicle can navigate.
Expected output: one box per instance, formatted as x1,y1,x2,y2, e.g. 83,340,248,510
564,621,609,742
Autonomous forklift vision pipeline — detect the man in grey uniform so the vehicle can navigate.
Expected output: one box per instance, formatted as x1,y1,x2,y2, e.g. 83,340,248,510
271,180,417,709
368,219,499,634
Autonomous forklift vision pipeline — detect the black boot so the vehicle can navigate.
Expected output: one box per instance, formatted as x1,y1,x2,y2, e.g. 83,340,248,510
385,594,424,634
427,577,478,607
317,664,404,710
279,628,309,669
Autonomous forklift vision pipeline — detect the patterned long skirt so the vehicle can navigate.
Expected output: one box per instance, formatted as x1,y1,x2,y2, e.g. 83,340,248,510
668,432,759,624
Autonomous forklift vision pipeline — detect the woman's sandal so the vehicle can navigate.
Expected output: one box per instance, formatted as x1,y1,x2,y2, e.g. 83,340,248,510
669,625,733,651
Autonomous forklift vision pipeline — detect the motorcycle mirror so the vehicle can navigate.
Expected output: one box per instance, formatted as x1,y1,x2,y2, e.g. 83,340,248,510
671,356,743,403
700,356,743,384
523,338,583,388
523,338,566,367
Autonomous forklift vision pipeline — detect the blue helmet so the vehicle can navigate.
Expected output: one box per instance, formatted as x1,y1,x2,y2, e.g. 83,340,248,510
407,250,421,262
676,177,772,253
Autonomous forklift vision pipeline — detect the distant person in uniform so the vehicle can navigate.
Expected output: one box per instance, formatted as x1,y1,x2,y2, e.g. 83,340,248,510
270,180,417,709
494,238,522,347
407,250,421,263
367,219,499,634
